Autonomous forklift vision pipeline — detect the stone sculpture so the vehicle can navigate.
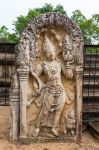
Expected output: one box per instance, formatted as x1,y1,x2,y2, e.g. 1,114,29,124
66,111,76,136
10,12,83,142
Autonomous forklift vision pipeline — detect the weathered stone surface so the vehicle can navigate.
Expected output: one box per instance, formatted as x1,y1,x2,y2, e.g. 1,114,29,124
10,12,84,142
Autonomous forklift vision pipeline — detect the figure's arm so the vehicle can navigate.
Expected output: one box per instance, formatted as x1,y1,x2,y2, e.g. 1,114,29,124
27,64,43,108
30,63,43,89
61,63,66,77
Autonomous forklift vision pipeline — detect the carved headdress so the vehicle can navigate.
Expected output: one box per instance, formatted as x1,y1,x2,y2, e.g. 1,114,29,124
43,35,55,53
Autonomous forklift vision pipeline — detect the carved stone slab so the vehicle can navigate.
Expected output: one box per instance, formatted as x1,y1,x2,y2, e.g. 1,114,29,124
10,12,84,142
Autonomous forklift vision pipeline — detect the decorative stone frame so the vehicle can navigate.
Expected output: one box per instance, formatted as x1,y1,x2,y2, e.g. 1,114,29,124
10,12,83,142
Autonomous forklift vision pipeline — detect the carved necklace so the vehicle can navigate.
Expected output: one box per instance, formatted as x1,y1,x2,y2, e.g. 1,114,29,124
47,61,58,74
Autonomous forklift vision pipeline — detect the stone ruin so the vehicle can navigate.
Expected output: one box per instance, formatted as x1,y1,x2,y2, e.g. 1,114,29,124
10,12,84,142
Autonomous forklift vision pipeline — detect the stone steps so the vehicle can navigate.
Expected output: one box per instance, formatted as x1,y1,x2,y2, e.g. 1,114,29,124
83,53,99,122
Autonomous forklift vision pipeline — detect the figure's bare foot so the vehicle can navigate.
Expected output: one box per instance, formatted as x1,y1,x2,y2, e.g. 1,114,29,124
51,128,59,136
32,128,40,137
63,129,67,134
70,130,75,136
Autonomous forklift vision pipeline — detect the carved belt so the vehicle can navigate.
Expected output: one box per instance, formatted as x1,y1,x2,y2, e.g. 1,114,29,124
46,85,63,97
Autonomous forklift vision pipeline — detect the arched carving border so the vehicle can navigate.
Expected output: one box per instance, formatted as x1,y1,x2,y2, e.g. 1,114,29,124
16,12,84,69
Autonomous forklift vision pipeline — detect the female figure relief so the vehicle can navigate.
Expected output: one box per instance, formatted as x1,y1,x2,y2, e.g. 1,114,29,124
30,35,74,137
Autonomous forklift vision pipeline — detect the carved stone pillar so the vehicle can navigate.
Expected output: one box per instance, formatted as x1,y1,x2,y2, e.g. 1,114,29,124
17,67,29,139
10,88,19,140
75,66,83,141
